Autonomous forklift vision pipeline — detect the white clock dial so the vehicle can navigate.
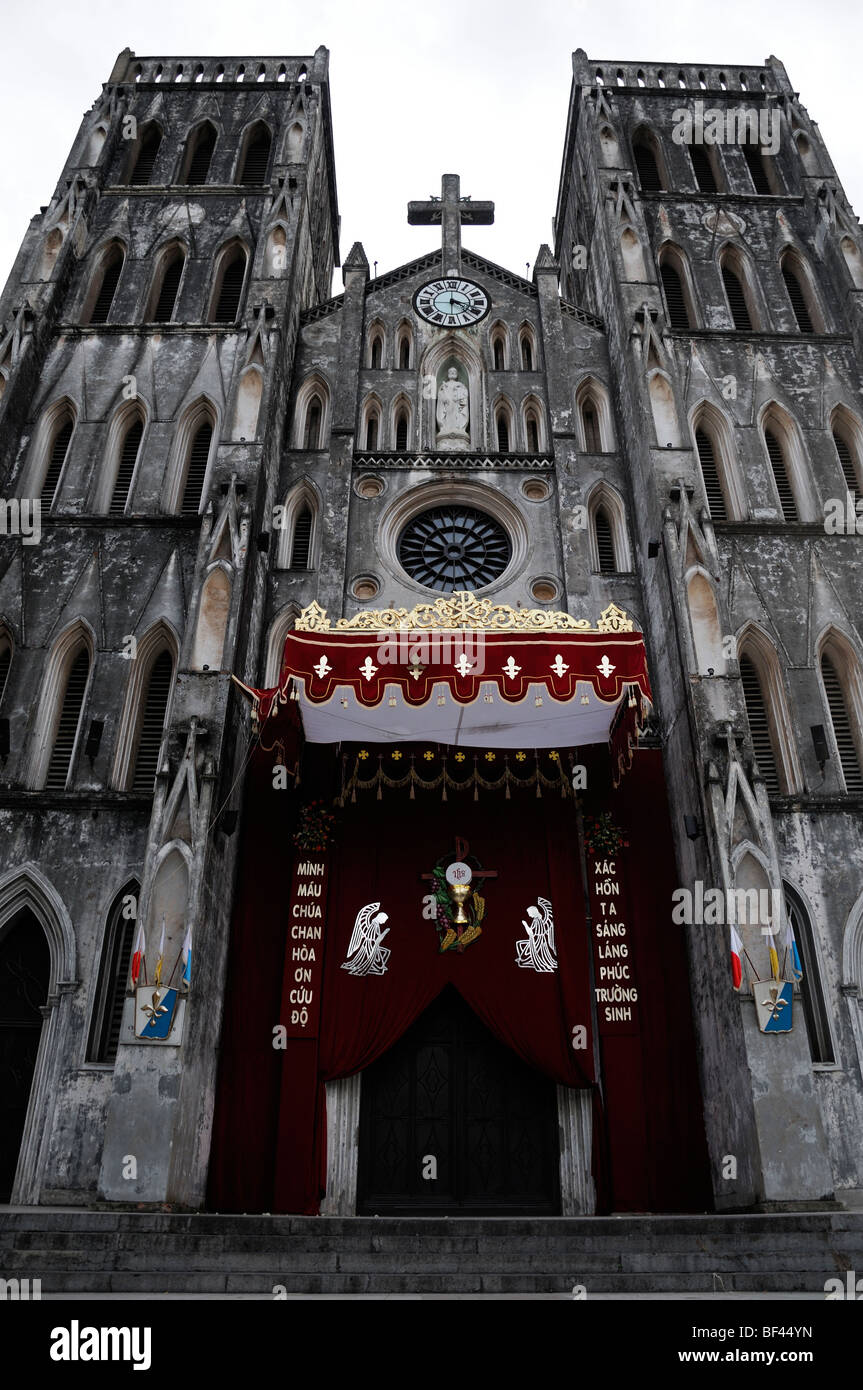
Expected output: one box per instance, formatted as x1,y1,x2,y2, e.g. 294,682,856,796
413,277,490,327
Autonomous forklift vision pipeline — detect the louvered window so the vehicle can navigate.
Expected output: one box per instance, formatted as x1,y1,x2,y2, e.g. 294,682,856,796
366,415,378,450
186,126,216,184
42,418,73,506
497,414,510,452
395,413,408,451
130,129,161,185
833,431,859,494
595,509,616,573
526,415,540,453
743,144,771,194
634,143,662,191
782,264,815,333
88,254,123,325
87,883,139,1063
213,253,245,322
739,654,780,794
521,338,533,371
821,653,863,792
660,261,691,330
239,128,272,183
0,645,10,703
290,508,312,567
582,402,600,452
153,254,184,321
688,143,717,192
45,647,89,790
304,398,322,449
695,428,727,519
722,265,752,330
787,891,834,1064
764,429,798,520
493,339,504,370
110,417,143,514
181,420,212,515
131,649,172,794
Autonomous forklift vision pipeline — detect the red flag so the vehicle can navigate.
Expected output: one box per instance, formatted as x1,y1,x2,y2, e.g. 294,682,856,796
131,920,146,987
730,924,744,991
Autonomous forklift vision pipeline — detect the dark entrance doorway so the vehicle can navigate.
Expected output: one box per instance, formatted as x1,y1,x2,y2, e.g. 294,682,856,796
357,986,560,1215
0,910,49,1202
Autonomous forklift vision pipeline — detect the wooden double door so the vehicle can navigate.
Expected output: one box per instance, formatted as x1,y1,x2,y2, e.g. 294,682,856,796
357,986,560,1215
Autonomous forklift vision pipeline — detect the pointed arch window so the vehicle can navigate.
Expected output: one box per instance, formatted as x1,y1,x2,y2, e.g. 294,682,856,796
290,507,313,568
832,422,861,495
86,245,124,326
688,142,718,192
180,417,214,515
131,649,173,794
365,412,379,451
721,263,753,331
764,427,798,521
581,400,600,452
496,410,510,453
594,508,616,573
398,334,411,370
150,246,185,322
520,334,534,371
695,427,727,520
493,337,505,370
781,254,819,334
304,395,323,449
44,647,90,791
238,124,272,183
370,333,383,369
783,884,834,1065
129,125,161,185
526,412,540,454
395,408,410,452
820,649,863,793
743,144,771,195
40,413,74,507
87,880,140,1063
659,254,694,330
633,135,664,191
110,414,143,514
739,652,780,794
211,247,247,323
183,123,216,185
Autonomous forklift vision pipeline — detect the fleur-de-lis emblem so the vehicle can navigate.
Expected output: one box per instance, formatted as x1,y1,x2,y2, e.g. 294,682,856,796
359,656,378,681
597,654,616,679
143,990,169,1029
408,657,425,680
759,985,789,1021
313,654,332,678
454,653,474,676
550,654,569,677
502,656,522,679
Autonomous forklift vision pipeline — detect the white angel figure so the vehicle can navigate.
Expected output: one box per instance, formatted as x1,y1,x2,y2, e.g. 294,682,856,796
341,902,391,977
515,896,558,973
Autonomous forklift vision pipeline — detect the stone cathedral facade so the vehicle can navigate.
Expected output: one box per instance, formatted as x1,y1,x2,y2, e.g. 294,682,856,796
0,46,862,1222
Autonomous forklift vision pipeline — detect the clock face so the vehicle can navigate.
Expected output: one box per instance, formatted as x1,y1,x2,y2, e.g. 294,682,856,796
413,277,490,328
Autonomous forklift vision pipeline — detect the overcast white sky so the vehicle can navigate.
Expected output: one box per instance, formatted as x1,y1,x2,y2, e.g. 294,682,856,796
1,0,861,294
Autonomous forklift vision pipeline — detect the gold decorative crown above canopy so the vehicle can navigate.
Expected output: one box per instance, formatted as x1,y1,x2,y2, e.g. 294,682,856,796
294,593,634,634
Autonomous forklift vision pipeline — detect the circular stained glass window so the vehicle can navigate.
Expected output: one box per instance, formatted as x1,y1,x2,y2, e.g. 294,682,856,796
397,505,512,592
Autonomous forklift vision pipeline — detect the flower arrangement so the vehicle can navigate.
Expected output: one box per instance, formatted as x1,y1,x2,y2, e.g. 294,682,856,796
292,799,337,851
583,812,628,857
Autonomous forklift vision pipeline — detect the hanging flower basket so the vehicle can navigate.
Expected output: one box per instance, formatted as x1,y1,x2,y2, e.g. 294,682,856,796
292,799,337,851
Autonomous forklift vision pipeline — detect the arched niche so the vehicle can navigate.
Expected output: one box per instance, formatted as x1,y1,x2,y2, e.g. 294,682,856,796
648,371,682,447
286,122,304,161
86,126,107,165
38,228,64,281
599,125,620,166
231,367,262,441
687,570,724,674
733,848,776,971
149,848,190,980
620,227,647,281
841,237,863,292
419,335,485,451
190,567,231,670
264,225,287,277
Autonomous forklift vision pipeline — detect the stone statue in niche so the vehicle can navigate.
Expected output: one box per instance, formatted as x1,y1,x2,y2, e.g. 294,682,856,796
435,366,469,451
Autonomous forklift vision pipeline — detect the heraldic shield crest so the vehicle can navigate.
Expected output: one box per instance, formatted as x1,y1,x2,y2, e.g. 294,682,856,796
751,980,794,1033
